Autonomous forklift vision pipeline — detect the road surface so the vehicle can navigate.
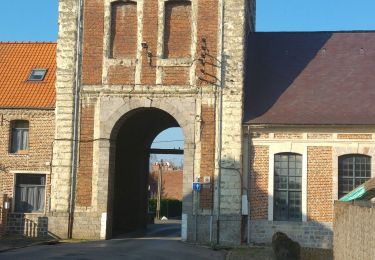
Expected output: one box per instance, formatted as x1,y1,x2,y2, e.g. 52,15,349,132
0,221,225,260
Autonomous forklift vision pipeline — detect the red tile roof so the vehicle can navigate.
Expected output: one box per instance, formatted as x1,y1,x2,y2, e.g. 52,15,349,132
244,32,375,125
0,42,56,109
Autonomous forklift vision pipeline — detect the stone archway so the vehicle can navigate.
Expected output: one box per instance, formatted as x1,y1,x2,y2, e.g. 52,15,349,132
92,97,196,239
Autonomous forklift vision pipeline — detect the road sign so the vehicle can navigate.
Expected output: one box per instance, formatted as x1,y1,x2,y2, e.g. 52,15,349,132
192,182,201,191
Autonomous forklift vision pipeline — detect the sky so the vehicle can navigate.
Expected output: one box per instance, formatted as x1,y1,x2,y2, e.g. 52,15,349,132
1,0,375,164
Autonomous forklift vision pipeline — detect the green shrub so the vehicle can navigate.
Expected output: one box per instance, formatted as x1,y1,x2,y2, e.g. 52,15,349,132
148,199,182,218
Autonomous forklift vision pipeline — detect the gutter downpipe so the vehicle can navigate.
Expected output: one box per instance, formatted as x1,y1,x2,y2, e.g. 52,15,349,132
68,0,84,239
247,125,251,244
216,0,225,245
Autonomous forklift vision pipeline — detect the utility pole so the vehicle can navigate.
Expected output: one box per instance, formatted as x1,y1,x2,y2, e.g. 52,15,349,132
156,159,163,220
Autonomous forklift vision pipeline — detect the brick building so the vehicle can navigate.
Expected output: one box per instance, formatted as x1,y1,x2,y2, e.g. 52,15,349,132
0,43,56,237
149,162,183,200
244,32,375,248
48,0,255,243
2,0,375,249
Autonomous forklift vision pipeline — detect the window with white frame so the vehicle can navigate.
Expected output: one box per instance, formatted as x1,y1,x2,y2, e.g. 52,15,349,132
15,174,46,213
338,154,371,199
274,153,302,221
10,120,29,153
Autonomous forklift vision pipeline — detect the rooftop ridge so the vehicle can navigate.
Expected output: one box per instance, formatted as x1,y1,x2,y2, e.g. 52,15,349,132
0,41,56,44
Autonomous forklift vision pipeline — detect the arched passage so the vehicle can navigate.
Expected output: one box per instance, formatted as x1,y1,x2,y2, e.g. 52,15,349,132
108,108,182,235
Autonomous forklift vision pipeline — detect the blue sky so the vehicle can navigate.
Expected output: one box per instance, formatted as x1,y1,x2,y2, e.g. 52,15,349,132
257,0,375,32
1,0,375,164
1,0,375,41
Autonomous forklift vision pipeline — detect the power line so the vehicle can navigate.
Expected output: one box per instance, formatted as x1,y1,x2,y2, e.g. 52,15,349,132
152,140,184,143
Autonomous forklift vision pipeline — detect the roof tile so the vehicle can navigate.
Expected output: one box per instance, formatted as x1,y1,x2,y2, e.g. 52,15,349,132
0,42,56,109
244,32,375,125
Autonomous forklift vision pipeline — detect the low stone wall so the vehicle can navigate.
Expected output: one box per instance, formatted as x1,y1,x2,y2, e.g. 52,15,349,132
333,201,375,260
47,211,101,240
6,213,49,237
250,220,333,248
185,214,241,245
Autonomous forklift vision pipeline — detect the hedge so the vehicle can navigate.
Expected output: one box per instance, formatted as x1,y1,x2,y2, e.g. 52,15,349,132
149,199,182,219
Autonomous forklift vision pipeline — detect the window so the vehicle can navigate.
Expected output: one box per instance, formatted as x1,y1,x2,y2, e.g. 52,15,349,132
274,153,302,221
10,120,29,153
338,155,371,198
28,68,47,81
15,174,46,213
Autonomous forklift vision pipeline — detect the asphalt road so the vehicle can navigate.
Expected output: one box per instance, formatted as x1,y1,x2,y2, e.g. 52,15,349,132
0,221,225,260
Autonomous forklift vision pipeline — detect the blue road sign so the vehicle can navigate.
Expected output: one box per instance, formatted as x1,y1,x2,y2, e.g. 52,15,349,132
192,182,201,191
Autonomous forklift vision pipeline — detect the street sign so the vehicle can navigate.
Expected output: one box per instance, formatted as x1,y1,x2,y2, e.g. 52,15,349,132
192,182,201,191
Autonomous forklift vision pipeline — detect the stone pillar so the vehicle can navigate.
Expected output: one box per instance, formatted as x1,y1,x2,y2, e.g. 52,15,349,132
215,0,247,245
49,0,80,238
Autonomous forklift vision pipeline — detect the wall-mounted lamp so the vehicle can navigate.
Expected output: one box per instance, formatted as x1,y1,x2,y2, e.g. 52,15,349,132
141,41,152,65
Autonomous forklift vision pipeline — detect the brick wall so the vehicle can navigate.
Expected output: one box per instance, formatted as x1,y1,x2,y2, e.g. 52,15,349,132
82,0,104,85
149,170,183,200
80,0,220,87
164,2,192,58
307,133,333,139
337,134,372,140
0,109,54,210
307,146,333,222
196,0,219,85
107,66,135,85
110,1,137,58
273,133,303,139
76,103,95,207
199,105,215,209
250,145,269,219
199,105,215,208
162,67,190,85
0,109,52,237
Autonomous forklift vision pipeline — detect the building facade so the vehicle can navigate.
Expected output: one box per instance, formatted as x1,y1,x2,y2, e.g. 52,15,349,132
48,0,255,244
244,32,375,248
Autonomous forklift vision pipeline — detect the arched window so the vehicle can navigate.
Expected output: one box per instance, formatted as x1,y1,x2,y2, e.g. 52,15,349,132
274,153,302,221
10,120,29,153
338,154,371,198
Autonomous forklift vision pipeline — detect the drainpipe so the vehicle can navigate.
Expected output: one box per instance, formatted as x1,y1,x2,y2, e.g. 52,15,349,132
247,125,251,244
216,0,225,245
68,0,84,239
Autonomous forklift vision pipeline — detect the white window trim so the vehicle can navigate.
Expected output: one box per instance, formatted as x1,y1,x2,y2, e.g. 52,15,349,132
268,143,307,222
332,146,375,201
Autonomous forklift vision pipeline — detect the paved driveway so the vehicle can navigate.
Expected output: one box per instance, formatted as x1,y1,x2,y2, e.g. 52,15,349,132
0,221,225,260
